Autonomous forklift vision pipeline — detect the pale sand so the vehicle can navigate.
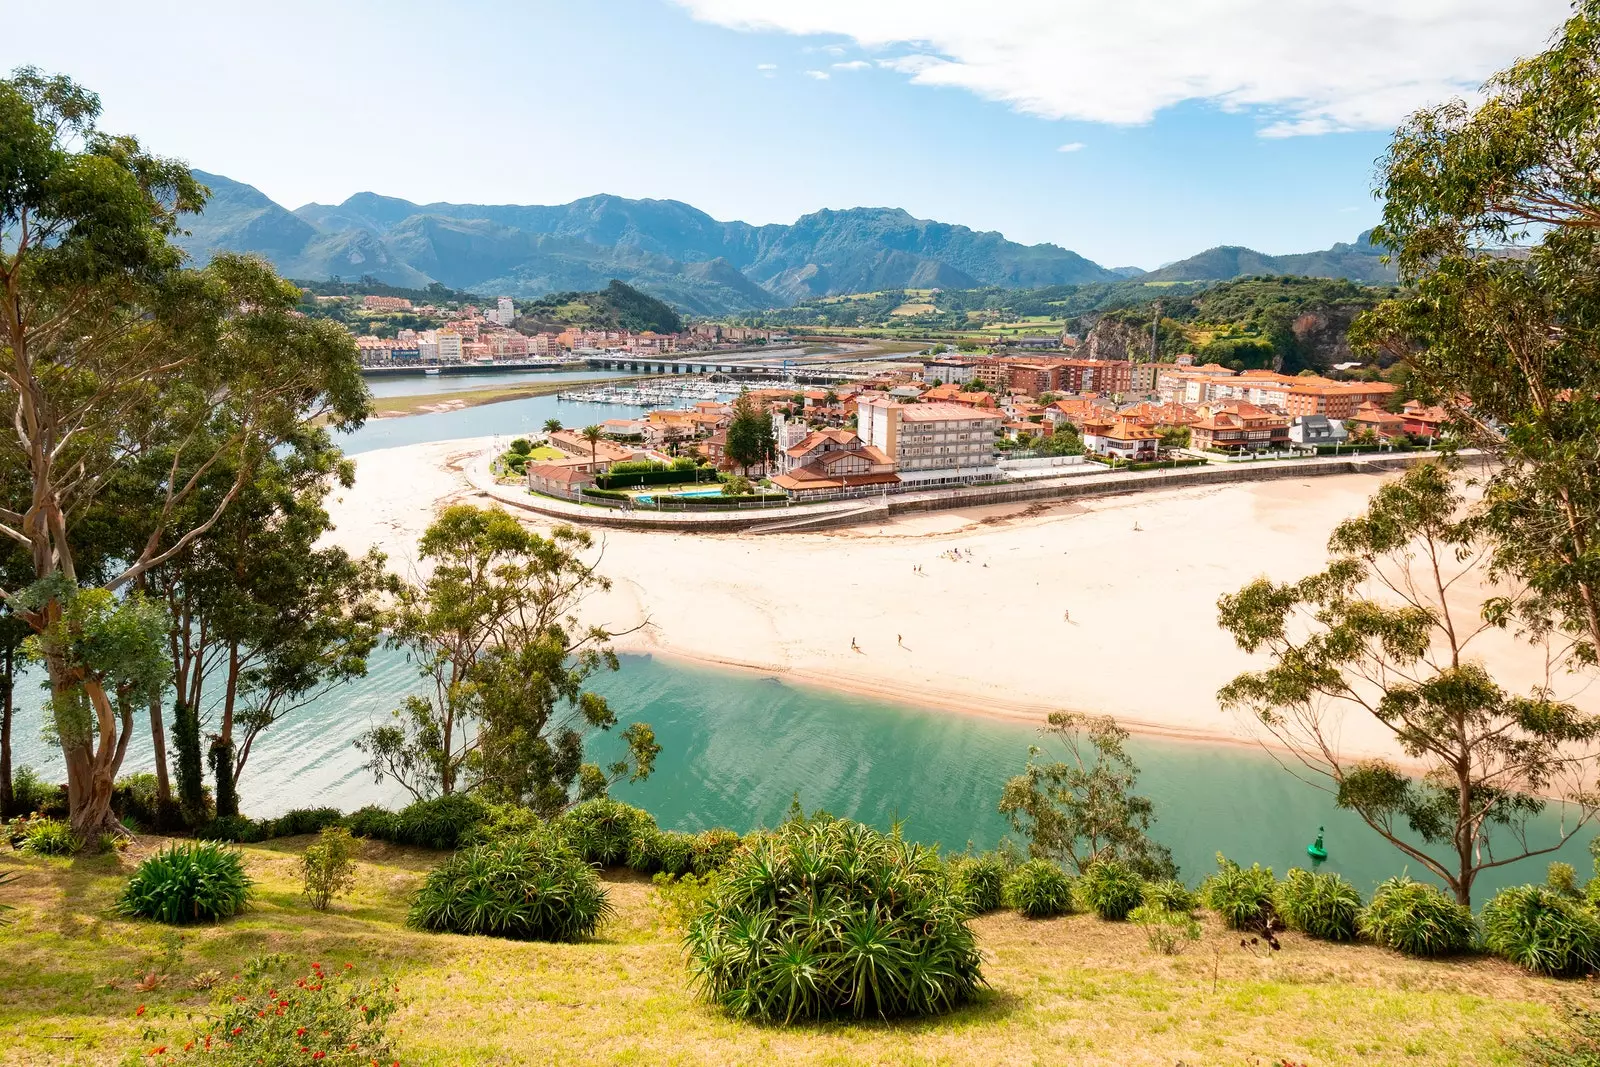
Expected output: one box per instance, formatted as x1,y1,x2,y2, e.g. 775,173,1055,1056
323,438,1599,763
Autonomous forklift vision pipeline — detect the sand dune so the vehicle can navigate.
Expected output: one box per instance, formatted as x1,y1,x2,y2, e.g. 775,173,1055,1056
323,438,1598,765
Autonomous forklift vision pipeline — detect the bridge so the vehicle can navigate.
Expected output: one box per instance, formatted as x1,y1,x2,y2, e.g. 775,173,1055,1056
584,354,876,383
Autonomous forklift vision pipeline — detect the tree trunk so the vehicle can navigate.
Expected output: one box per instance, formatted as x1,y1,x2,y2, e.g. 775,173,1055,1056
147,682,170,807
213,641,240,817
0,645,12,818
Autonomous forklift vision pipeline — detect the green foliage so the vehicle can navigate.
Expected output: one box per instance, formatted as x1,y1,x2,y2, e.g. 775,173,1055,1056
1142,879,1200,914
949,852,1011,914
19,814,81,855
117,842,252,924
1217,463,1599,906
519,280,682,334
8,766,52,815
723,392,775,474
341,805,399,840
998,711,1176,880
1276,868,1362,942
393,794,488,851
1359,876,1476,957
685,818,983,1022
273,807,344,837
557,798,657,866
1514,992,1600,1066
1202,854,1276,930
1004,859,1076,919
689,827,745,876
1077,857,1146,920
462,802,546,846
1482,884,1600,977
651,871,719,931
628,827,697,875
508,438,532,455
301,826,359,911
356,505,652,809
1129,903,1202,955
135,961,399,1065
196,815,268,844
407,832,611,941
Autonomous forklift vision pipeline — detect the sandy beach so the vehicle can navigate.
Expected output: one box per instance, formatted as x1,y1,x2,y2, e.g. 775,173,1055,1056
323,437,1598,764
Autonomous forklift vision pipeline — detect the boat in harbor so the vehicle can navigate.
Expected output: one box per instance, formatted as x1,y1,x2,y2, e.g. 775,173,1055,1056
423,367,441,376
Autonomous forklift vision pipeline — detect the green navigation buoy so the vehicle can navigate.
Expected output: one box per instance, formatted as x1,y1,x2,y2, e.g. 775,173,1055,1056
1306,826,1328,867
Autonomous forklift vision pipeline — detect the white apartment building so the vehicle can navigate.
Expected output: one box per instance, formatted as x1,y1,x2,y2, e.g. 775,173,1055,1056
857,398,1002,484
497,296,515,324
923,358,977,385
436,329,464,363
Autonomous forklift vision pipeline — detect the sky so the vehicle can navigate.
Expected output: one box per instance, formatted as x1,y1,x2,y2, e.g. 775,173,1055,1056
0,0,1572,268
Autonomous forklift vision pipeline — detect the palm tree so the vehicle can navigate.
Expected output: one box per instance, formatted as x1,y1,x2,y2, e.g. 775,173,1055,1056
581,424,604,470
542,418,562,434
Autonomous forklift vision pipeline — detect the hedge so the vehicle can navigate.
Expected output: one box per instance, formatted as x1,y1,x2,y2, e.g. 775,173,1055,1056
595,468,714,489
1088,455,1209,472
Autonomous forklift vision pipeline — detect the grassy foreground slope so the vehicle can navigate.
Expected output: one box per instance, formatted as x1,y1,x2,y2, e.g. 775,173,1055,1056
0,837,1564,1066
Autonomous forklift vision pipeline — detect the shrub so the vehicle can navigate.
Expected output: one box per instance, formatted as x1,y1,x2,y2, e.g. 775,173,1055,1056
394,794,488,850
273,807,345,837
652,871,718,930
1482,884,1600,977
462,803,545,846
1360,876,1476,957
341,805,399,841
950,852,1010,914
1078,857,1146,921
1005,859,1076,919
9,765,52,815
118,842,252,924
557,798,657,866
197,815,268,844
137,962,399,1065
689,827,744,875
1203,854,1277,930
685,818,983,1022
509,437,532,455
19,815,80,856
1130,903,1202,955
629,828,696,875
1142,879,1200,914
302,826,359,912
1276,868,1362,942
408,832,610,941
111,773,176,830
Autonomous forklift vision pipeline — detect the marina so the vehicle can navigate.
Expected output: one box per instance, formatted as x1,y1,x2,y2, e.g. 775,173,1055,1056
556,378,743,407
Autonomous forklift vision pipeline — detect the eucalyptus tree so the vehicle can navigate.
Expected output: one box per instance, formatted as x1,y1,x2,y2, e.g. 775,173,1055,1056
1355,1,1600,665
0,69,367,834
998,711,1176,880
1217,464,1600,906
356,504,657,808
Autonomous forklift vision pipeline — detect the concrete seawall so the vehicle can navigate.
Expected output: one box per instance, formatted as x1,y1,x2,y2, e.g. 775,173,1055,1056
470,450,1439,534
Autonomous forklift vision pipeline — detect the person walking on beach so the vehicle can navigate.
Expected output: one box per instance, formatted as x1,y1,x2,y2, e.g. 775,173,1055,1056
1063,609,1071,623
897,634,903,647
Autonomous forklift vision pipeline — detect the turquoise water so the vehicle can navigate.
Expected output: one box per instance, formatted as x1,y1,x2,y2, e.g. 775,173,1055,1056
637,487,724,504
9,650,1591,898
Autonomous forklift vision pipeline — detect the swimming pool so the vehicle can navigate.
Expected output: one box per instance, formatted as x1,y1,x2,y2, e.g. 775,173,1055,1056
635,487,725,504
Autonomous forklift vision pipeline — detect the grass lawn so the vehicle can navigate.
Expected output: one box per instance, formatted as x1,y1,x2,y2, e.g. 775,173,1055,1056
521,444,565,461
0,838,1569,1066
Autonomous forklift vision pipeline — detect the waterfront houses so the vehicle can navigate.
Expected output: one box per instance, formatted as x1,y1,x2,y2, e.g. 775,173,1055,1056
1188,401,1293,452
857,398,1004,485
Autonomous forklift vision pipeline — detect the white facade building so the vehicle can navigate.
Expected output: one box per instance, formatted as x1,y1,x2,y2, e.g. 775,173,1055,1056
858,399,1002,484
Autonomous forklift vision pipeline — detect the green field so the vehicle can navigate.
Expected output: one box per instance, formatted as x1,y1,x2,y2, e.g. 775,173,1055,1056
0,839,1568,1066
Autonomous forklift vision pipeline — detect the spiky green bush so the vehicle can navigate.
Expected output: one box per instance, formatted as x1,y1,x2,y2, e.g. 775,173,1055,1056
1004,859,1076,919
1130,903,1202,954
407,832,609,941
394,795,487,851
342,805,399,840
628,827,697,875
689,827,745,875
19,815,80,856
685,818,983,1022
950,853,1010,914
1276,868,1362,942
556,798,657,866
1142,879,1199,914
1359,877,1476,957
1482,884,1600,977
1078,857,1146,921
117,842,252,924
461,803,545,847
1202,854,1276,930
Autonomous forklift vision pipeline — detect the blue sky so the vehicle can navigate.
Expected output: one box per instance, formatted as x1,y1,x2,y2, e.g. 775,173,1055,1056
1,0,1570,268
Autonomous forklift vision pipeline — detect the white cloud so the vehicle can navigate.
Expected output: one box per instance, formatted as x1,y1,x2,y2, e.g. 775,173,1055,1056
832,59,871,71
1057,142,1086,152
676,0,1568,136
805,69,830,80
755,62,777,77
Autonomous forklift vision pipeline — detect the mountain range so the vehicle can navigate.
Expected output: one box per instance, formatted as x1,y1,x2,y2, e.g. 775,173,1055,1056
177,170,1396,314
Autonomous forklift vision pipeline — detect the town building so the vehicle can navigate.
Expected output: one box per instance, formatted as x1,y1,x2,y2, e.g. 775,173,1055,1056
857,398,1003,484
1346,402,1409,439
362,295,412,311
923,358,979,385
1188,402,1292,452
1288,415,1349,447
435,329,464,363
1081,419,1162,462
